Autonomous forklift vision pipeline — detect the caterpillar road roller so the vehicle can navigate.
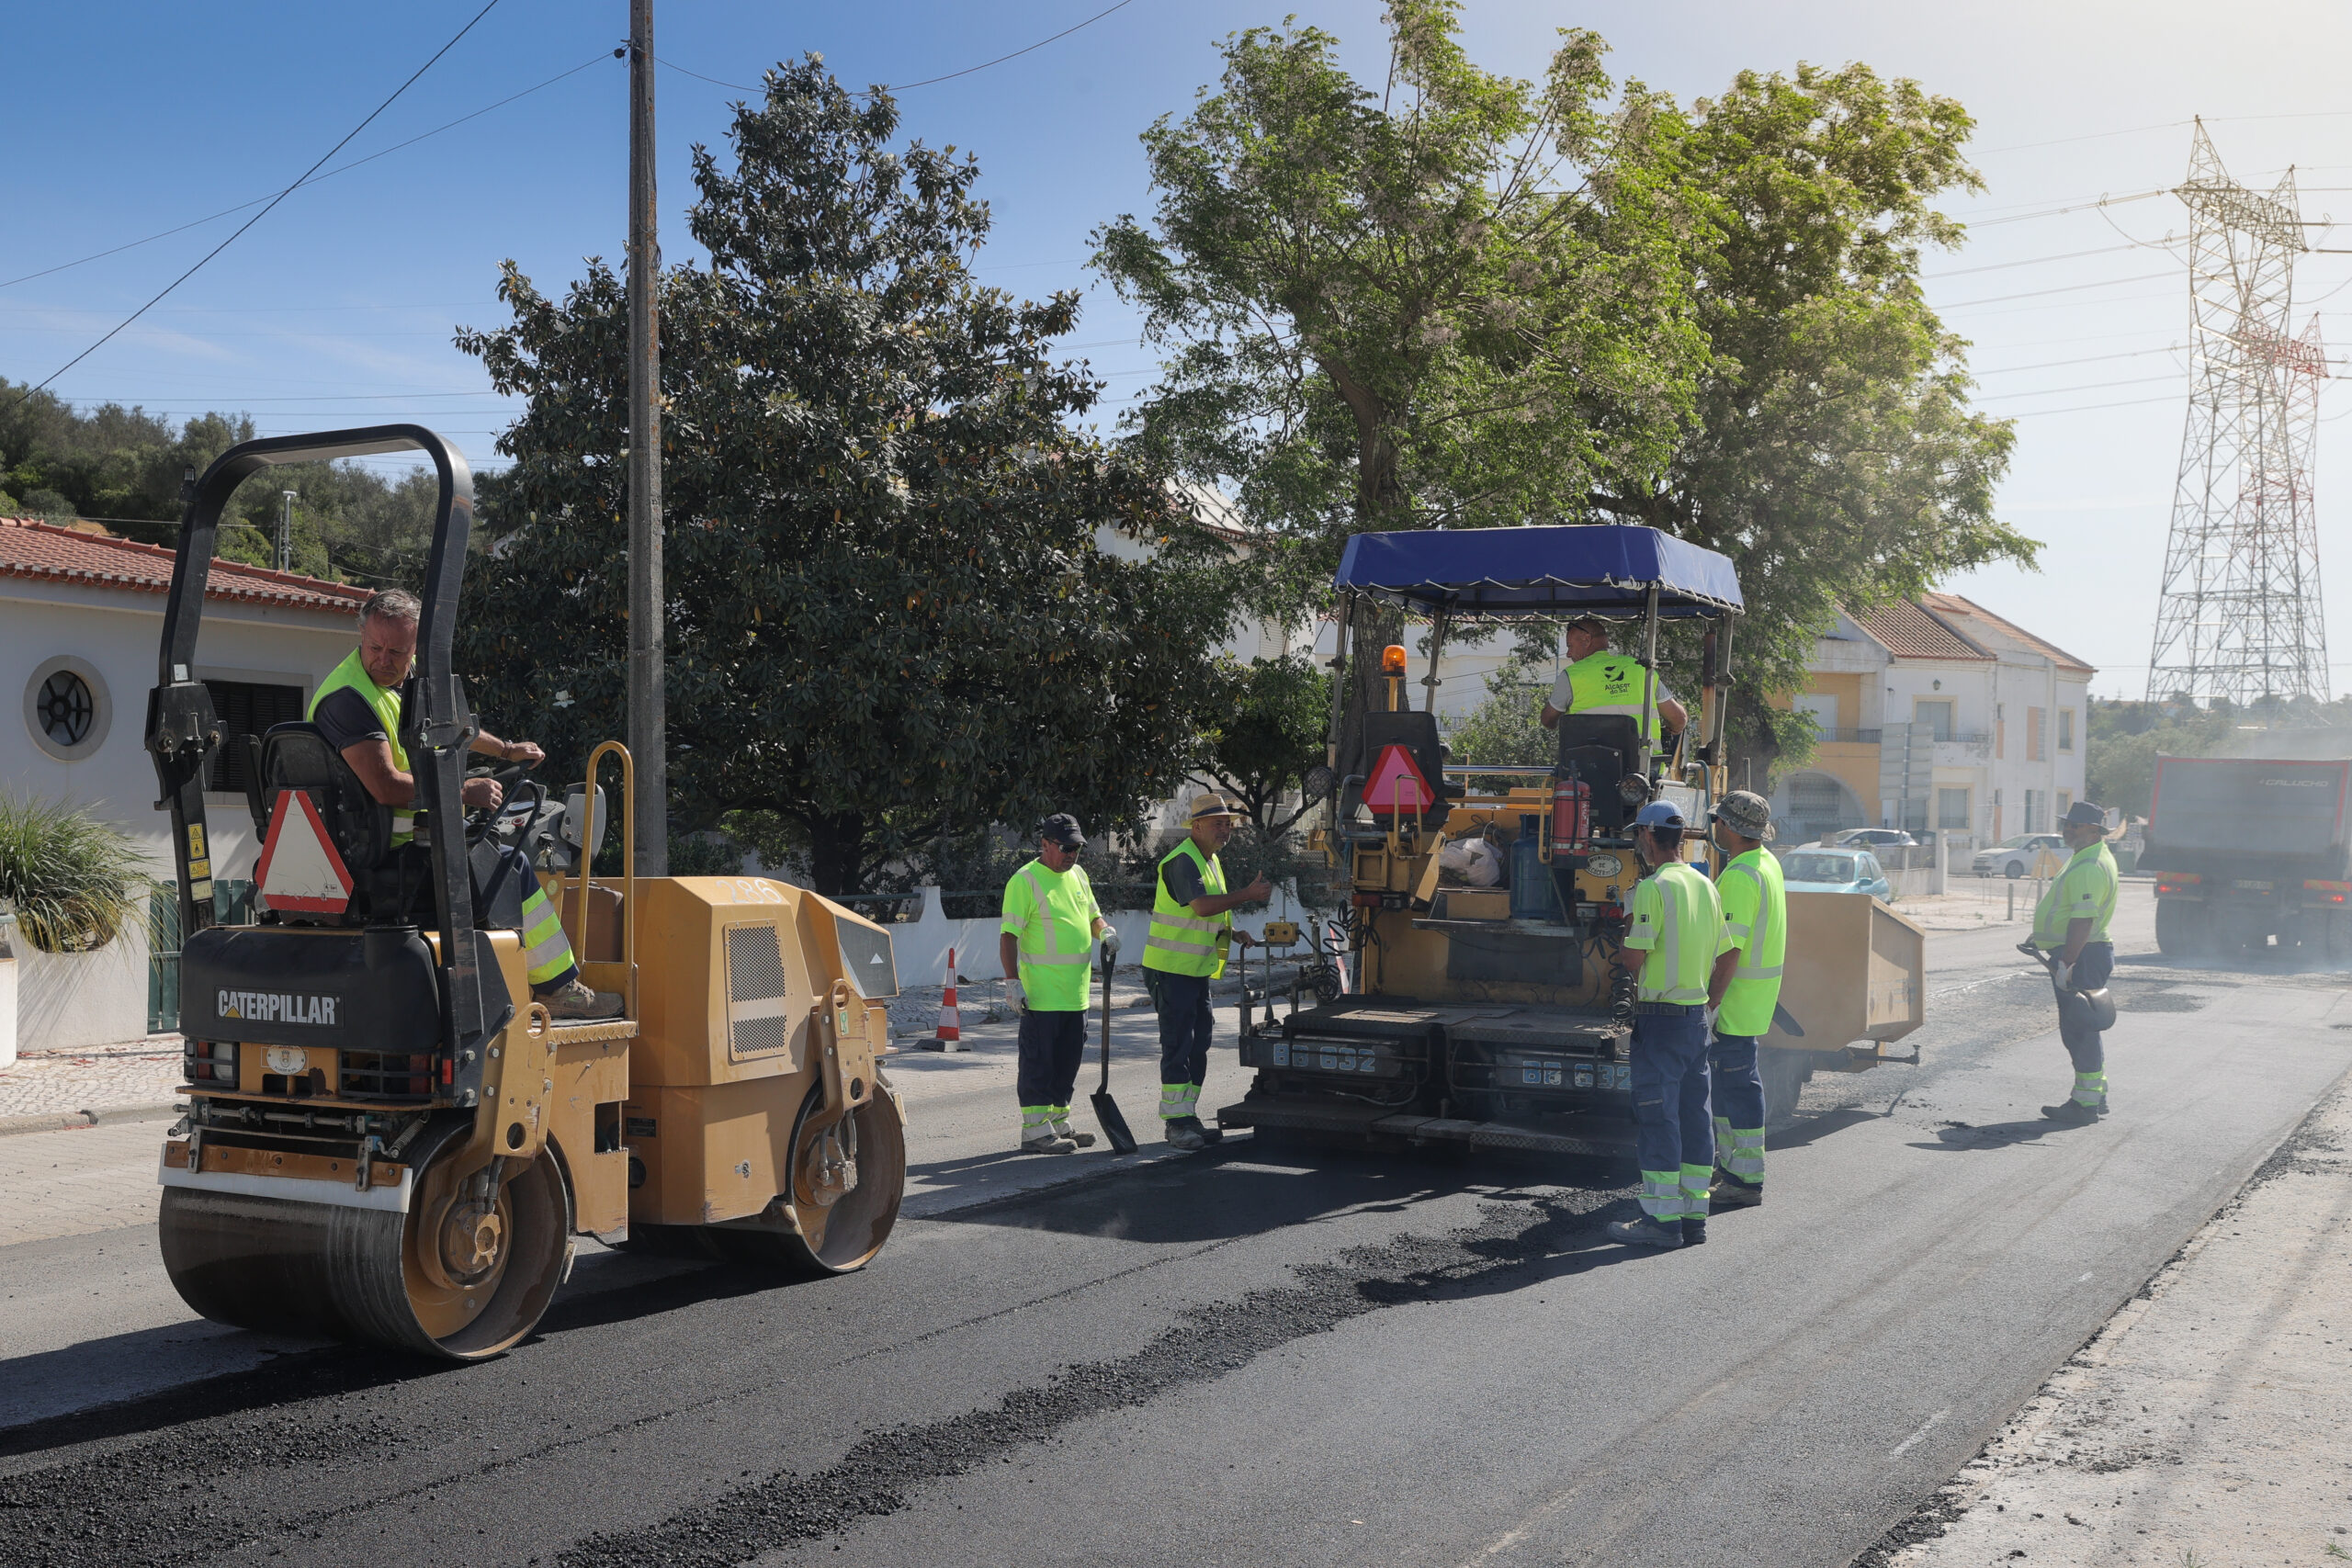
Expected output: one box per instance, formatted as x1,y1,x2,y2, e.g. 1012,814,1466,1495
147,427,906,1360
1218,525,1925,1152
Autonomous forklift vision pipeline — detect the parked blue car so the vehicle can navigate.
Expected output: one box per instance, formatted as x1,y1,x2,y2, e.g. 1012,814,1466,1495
1780,848,1893,899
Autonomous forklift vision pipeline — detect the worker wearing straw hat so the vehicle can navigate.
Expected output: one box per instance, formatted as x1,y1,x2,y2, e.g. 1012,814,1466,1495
1142,792,1271,1150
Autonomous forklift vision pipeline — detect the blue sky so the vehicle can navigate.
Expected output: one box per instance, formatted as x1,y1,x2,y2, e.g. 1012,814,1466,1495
10,0,2352,696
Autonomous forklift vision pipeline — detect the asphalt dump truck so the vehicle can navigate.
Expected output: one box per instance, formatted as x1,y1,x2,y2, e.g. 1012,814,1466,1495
1217,525,1925,1155
2145,754,2352,961
147,427,907,1360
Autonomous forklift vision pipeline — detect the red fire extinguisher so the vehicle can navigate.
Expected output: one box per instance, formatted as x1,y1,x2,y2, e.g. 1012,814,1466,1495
1551,776,1590,855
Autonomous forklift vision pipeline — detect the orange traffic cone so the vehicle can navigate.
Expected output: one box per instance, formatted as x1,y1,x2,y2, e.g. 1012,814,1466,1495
919,944,967,1052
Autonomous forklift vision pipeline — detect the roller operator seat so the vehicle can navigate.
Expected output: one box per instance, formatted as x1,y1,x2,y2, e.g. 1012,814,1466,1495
257,722,401,922
1554,713,1645,835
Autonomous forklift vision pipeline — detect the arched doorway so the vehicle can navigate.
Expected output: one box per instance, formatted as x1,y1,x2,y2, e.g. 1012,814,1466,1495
1773,771,1867,847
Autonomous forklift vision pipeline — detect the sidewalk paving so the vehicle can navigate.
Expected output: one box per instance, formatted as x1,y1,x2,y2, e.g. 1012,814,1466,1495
1876,1076,2352,1566
0,1040,183,1126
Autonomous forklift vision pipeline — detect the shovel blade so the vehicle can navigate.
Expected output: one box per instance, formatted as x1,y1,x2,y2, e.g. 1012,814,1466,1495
1091,1089,1139,1155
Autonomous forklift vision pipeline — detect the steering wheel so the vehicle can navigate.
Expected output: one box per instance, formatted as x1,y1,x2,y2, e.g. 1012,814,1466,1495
463,761,537,840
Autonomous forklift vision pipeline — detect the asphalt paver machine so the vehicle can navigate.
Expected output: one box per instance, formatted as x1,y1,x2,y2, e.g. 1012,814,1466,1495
148,427,907,1359
1219,525,1924,1154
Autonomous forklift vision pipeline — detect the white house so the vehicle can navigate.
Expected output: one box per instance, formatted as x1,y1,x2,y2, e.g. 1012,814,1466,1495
1,518,371,1048
1770,593,2093,850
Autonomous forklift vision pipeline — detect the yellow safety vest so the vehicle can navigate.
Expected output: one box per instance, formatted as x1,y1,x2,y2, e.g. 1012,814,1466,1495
2032,842,2118,949
1143,838,1229,978
1625,861,1728,1004
1560,651,1662,747
1715,848,1786,1036
1001,860,1100,1010
310,649,413,844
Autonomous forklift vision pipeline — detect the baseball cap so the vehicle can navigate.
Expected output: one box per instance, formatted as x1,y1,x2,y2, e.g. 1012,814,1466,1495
1038,813,1086,849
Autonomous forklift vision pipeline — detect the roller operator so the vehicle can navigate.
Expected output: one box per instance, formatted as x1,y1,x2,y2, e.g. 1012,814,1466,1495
310,588,619,1021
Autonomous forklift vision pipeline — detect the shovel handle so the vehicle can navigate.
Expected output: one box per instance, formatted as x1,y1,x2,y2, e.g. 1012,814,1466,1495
1101,947,1114,1092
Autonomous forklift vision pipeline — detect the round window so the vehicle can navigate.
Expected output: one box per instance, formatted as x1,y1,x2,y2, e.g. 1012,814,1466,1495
38,670,94,748
22,656,112,762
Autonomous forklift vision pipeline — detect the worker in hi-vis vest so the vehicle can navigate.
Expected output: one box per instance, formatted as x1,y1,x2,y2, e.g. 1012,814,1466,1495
1609,799,1735,1250
999,813,1112,1155
309,587,616,1021
1537,615,1689,750
1142,793,1271,1151
1703,790,1784,1212
2030,799,2120,1126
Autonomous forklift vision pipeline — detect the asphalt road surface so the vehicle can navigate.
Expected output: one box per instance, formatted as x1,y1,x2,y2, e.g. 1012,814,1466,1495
1,881,2346,1568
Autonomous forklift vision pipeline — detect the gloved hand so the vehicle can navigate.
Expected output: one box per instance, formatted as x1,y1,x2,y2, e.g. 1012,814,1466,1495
2052,959,2073,991
1004,977,1026,1015
1702,1005,1719,1039
1100,928,1122,957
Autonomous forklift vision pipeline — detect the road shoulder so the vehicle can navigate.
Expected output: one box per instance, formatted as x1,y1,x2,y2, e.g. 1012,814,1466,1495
1867,1070,2352,1566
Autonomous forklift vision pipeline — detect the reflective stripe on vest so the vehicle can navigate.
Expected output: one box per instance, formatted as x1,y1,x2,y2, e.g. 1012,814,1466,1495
309,649,414,844
1725,861,1783,980
1144,839,1228,977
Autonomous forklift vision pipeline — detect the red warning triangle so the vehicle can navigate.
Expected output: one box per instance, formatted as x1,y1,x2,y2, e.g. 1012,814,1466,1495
254,789,356,914
1364,742,1435,813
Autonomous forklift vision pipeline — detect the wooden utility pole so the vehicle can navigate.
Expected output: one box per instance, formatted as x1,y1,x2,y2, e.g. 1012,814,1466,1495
627,0,668,874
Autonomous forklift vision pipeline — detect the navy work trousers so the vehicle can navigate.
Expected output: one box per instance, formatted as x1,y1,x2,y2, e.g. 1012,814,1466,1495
1708,1032,1767,1134
1145,967,1215,1087
1632,1006,1713,1204
2055,941,2115,1074
1015,1009,1088,1110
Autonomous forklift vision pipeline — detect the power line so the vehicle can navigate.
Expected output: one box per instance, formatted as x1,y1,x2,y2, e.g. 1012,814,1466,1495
1939,270,2179,309
1974,373,2180,401
3,0,508,407
1965,189,2171,229
660,0,1140,98
1924,243,2151,280
0,51,614,295
1973,344,2187,375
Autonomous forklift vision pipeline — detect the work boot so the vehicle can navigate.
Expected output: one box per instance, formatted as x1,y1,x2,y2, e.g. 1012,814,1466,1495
1708,1172,1764,1211
537,977,623,1021
2041,1098,2104,1125
1605,1217,1683,1249
1163,1116,1208,1152
1680,1217,1708,1247
1049,1113,1096,1149
1020,1123,1078,1155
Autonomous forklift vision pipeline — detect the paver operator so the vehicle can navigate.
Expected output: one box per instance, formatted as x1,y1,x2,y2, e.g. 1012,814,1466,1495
1702,791,1783,1212
1608,799,1735,1250
310,588,618,1021
1538,615,1690,750
1143,793,1271,1151
999,813,1112,1155
2029,799,2120,1126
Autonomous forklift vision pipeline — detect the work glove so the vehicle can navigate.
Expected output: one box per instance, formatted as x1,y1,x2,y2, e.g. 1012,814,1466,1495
1100,928,1121,957
1004,977,1026,1016
1702,1006,1719,1040
2052,960,2073,991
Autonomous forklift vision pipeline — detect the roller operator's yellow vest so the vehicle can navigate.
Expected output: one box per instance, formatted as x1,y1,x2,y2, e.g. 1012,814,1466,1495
309,649,413,845
1562,651,1662,748
1143,838,1229,979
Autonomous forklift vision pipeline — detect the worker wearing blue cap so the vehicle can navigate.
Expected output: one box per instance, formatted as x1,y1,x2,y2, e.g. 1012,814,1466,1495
1609,798,1736,1249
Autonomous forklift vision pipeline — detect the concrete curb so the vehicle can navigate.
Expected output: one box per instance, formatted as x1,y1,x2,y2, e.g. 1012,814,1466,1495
0,1102,181,1140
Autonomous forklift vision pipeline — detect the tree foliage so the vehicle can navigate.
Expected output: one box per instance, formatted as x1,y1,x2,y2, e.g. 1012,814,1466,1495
0,379,446,586
456,60,1234,894
1596,63,2034,778
1093,0,1706,622
1193,652,1329,838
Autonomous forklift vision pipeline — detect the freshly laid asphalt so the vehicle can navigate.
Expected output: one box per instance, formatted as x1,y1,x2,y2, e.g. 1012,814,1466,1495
0,881,2345,1568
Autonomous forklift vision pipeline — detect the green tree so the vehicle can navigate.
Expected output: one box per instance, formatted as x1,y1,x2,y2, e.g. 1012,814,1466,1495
1093,1,1707,689
1589,63,2036,778
456,59,1235,895
1194,652,1329,839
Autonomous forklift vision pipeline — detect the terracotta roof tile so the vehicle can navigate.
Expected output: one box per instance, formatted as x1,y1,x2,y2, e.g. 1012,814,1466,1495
1921,592,2096,673
1849,598,1993,661
0,517,370,614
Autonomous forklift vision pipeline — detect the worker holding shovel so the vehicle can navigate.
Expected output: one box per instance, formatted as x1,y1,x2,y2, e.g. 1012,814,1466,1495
1001,814,1110,1154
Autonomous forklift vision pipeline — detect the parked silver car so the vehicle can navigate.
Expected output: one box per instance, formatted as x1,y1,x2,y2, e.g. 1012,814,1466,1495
1972,832,2064,879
